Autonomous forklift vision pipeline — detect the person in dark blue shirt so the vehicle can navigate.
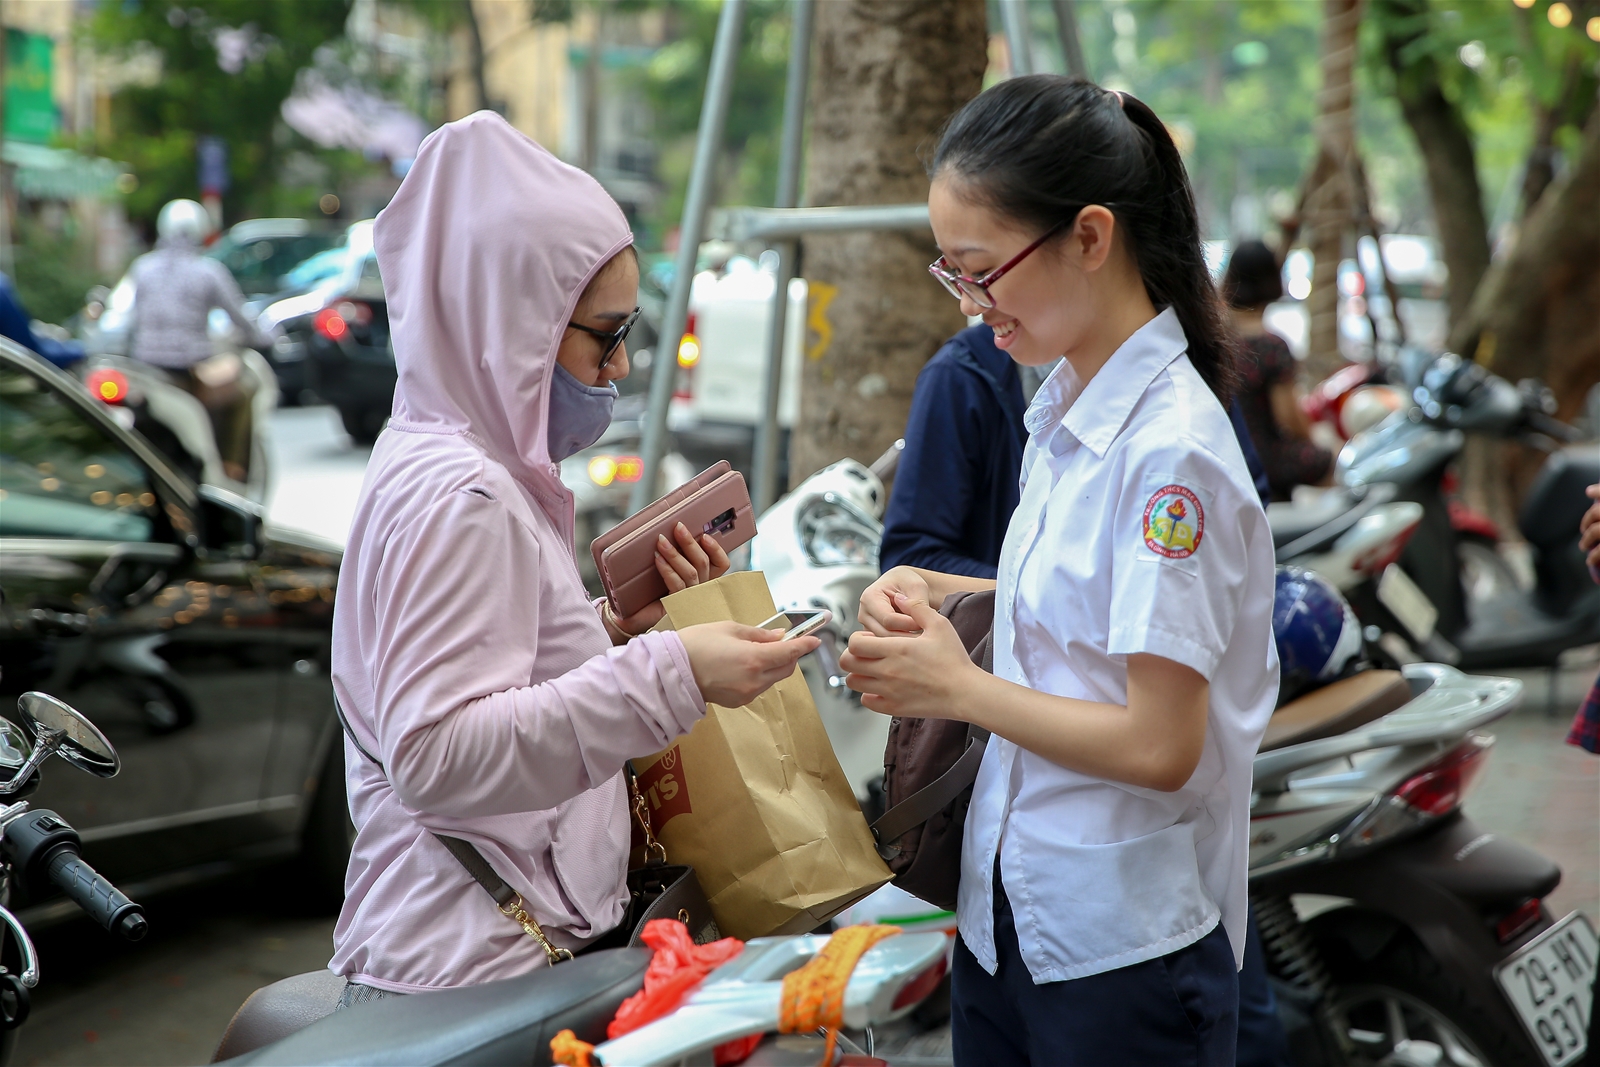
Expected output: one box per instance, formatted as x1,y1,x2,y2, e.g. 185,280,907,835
0,273,83,368
880,323,1026,579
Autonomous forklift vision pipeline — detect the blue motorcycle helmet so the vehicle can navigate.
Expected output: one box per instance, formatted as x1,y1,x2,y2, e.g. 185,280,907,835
1273,565,1364,704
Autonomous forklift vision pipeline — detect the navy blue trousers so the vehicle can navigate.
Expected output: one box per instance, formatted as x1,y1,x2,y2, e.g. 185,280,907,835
951,868,1239,1066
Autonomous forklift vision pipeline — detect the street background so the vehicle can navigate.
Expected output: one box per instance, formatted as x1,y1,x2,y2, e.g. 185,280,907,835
10,408,1599,1066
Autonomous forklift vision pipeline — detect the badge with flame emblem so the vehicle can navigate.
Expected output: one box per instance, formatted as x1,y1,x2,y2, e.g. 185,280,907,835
1142,484,1204,559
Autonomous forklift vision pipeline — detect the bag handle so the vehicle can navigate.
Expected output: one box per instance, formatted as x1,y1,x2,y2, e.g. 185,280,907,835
332,693,574,965
869,727,988,853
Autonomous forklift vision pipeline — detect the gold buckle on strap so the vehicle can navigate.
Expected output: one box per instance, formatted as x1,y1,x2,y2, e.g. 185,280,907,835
499,895,575,966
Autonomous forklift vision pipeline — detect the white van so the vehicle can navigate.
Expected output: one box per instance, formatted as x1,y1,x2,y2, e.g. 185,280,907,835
669,256,807,436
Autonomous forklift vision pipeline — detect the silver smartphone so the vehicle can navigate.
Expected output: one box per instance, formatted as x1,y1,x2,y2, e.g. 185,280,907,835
758,609,832,641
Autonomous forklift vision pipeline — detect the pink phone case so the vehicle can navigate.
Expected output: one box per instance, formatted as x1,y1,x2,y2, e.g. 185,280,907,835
591,463,755,618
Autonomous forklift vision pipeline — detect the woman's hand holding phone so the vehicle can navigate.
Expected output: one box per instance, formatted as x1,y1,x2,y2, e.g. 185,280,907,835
604,522,731,642
678,622,819,707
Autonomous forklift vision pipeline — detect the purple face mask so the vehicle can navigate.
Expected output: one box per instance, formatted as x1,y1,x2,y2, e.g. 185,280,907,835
546,362,617,462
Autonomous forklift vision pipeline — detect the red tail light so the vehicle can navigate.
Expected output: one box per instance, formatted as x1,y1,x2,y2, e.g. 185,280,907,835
314,300,372,342
891,954,948,1011
1393,735,1493,817
314,307,349,341
1351,518,1422,576
1495,898,1543,944
87,368,129,404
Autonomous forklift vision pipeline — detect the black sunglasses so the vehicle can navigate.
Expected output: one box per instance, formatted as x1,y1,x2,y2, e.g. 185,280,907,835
567,306,642,369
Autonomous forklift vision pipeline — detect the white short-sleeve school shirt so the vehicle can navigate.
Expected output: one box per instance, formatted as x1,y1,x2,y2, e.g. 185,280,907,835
957,308,1278,984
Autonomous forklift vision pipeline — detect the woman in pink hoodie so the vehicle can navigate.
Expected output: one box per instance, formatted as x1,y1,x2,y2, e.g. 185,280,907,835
328,112,815,1003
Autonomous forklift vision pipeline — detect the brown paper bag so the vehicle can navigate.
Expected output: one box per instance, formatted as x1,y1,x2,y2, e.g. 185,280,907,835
636,570,891,939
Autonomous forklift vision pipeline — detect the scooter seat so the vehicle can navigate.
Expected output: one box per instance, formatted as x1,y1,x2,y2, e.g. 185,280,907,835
1261,670,1412,752
212,970,346,1062
218,947,650,1067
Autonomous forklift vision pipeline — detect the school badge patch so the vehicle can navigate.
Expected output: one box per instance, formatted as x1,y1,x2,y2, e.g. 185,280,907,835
1142,484,1204,559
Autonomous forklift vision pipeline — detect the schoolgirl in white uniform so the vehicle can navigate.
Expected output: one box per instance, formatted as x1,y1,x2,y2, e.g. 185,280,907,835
841,78,1278,1066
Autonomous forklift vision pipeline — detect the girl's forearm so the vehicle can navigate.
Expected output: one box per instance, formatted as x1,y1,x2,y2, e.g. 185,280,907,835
957,666,1206,792
912,568,996,609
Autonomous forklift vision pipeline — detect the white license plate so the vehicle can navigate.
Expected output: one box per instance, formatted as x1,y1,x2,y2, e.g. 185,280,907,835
1495,911,1597,1066
1378,563,1438,642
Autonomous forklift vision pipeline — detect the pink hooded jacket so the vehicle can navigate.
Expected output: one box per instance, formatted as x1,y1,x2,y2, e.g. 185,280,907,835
328,112,705,992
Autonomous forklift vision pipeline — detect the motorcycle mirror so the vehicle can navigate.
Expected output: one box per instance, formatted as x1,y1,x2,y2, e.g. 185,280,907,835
15,693,119,779
0,720,32,776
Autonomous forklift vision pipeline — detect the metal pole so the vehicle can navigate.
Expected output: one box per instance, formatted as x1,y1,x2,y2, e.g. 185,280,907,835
1052,0,1090,80
633,0,747,514
999,0,1033,77
752,0,813,514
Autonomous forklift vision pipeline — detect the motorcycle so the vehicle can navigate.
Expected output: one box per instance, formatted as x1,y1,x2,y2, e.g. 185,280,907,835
1338,349,1599,669
1253,660,1594,1066
0,692,148,1066
75,351,278,505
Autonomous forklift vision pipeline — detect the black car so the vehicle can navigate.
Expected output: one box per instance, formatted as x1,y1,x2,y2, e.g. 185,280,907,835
0,338,350,923
259,222,394,442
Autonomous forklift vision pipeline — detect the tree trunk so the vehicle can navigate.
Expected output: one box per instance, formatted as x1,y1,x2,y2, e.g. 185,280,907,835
1302,0,1361,384
1452,108,1600,416
1374,0,1489,332
464,0,490,113
1520,54,1597,218
793,0,987,486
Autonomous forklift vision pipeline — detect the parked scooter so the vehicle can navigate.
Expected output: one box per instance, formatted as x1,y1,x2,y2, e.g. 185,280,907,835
0,693,148,1067
1252,653,1593,1066
75,351,278,504
1338,349,1599,668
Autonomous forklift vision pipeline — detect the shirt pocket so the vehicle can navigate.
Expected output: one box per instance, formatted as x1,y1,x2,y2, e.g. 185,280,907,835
1010,816,1218,975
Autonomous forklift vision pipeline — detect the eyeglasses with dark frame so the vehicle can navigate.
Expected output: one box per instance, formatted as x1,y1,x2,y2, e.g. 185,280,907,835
566,306,642,369
927,212,1082,309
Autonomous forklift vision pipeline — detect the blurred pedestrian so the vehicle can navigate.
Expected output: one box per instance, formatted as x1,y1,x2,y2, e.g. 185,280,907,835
126,199,267,482
328,113,815,1006
0,273,83,367
1222,240,1332,500
844,78,1277,1067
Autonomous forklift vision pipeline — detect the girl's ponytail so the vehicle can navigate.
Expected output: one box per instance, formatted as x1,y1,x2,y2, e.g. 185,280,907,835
1116,95,1236,402
930,77,1236,403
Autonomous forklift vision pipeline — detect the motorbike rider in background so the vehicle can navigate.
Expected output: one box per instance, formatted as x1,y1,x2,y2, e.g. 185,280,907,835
126,198,269,483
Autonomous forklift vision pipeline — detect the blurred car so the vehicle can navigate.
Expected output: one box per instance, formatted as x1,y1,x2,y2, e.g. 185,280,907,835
256,221,393,442
0,336,351,923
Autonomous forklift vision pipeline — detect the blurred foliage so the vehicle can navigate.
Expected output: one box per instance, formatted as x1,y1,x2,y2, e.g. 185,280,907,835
1364,0,1599,226
84,0,355,232
627,0,791,245
11,216,105,324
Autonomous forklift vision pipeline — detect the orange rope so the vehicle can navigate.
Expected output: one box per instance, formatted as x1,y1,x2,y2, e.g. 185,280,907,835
549,1028,594,1067
779,924,902,1065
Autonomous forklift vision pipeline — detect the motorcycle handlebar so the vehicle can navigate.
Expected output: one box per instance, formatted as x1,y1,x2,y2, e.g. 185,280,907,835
1526,410,1584,443
44,851,146,941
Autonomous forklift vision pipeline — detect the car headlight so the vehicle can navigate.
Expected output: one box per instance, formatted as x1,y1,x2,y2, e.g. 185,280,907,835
796,493,881,568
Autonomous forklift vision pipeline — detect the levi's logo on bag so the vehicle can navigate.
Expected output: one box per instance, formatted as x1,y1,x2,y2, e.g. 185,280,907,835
636,746,693,829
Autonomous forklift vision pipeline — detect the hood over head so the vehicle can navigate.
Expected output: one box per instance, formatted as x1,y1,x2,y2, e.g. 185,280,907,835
374,111,633,483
